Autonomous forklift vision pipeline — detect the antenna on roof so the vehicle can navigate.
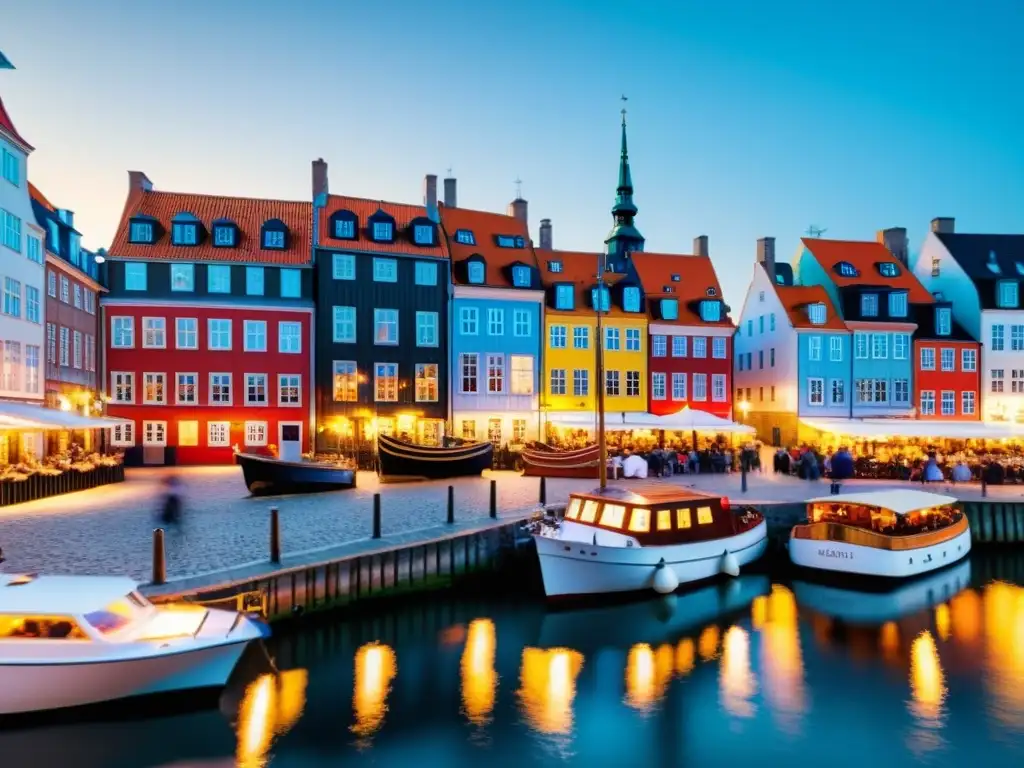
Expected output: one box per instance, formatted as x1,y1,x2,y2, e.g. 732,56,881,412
805,225,827,238
514,176,523,200
446,166,453,178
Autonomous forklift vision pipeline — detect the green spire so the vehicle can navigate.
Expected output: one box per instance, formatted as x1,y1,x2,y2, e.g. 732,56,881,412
605,102,644,258
612,109,637,217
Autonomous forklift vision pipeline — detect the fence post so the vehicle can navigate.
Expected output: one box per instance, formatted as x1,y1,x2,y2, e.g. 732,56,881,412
490,479,498,519
539,476,547,506
151,528,166,586
270,507,281,564
447,485,455,525
373,493,382,539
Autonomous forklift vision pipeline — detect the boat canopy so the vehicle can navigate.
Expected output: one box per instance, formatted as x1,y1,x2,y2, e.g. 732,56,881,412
545,407,754,434
0,574,139,614
805,489,958,516
0,401,131,431
800,416,1024,440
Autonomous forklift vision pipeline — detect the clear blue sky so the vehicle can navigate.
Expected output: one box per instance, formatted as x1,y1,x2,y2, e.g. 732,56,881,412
3,0,1023,309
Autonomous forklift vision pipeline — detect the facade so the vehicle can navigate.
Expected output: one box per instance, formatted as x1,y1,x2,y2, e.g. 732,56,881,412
103,171,314,465
633,238,733,419
439,189,543,446
912,301,981,421
312,162,450,450
914,218,1024,424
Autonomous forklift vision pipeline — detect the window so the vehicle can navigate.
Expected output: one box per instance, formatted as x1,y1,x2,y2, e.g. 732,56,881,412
57,328,69,366
936,307,952,336
511,418,527,444
511,265,531,287
511,355,534,395
605,327,620,351
555,284,574,310
455,306,478,336
809,378,824,405
413,224,434,245
920,347,935,371
47,270,56,297
168,317,197,350
661,299,679,320
415,364,438,402
962,391,976,415
125,262,147,291
514,309,531,337
212,225,235,247
372,221,394,241
626,370,640,397
169,263,194,292
334,217,356,239
59,275,69,303
374,363,398,401
487,308,504,336
871,334,888,359
488,418,502,445
486,354,505,393
770,313,776,331
460,353,479,393
142,317,166,348
245,422,268,446
111,317,134,348
712,374,726,402
672,336,687,357
142,372,166,404
414,261,438,286
456,229,476,245
550,325,567,349
111,422,134,446
208,318,232,350
652,335,666,357
171,223,197,246
25,236,40,265
931,257,941,277
416,312,438,347
332,361,358,402
893,379,909,404
854,332,868,359
992,324,1004,351
373,258,398,282
878,262,900,277
693,373,707,401
830,379,845,405
143,421,167,447
591,287,610,312
0,341,20,389
920,390,936,416
1,147,19,186
962,348,977,372
605,370,620,396
623,286,641,312
939,390,955,416
127,221,153,244
263,229,285,249
278,374,301,406
861,293,878,317
245,266,264,295
759,316,765,334
1013,325,1024,352
893,333,908,360
204,264,230,293
836,261,859,277
461,421,477,441
991,369,1005,393
829,336,843,362
274,321,301,354
72,284,82,309
699,301,720,322
693,337,707,358
888,291,907,317
71,331,82,369
940,348,955,372
278,268,301,298
625,328,641,351
671,373,686,400
550,369,566,395
173,372,197,404
712,337,726,359
208,422,230,447
467,261,485,284
332,253,356,281
24,345,39,393
210,373,232,405
333,306,356,343
245,373,268,405
1,209,22,252
84,289,95,314
374,308,399,345
696,506,714,525
2,277,20,317
808,336,822,361
997,280,1019,308
243,320,267,352
573,368,588,396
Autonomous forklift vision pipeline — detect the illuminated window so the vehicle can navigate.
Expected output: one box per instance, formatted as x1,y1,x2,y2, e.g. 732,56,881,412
565,498,581,519
677,508,692,528
657,509,672,531
580,500,599,523
697,506,714,525
628,507,651,533
599,503,626,529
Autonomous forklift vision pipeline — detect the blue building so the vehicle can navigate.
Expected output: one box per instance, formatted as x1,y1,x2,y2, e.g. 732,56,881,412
439,183,543,446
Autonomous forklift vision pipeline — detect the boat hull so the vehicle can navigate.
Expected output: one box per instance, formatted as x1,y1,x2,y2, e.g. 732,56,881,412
377,434,493,481
235,452,356,496
522,444,600,478
534,520,768,599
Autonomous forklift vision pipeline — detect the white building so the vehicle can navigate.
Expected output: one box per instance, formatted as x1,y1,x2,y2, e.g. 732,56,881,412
913,217,1024,424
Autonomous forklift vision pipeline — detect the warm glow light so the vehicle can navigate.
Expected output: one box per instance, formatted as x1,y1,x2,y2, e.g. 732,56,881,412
139,605,208,640
461,618,497,726
949,588,983,647
675,637,695,676
698,625,721,661
757,585,807,733
908,631,947,754
58,396,71,412
518,647,584,736
739,400,751,414
983,582,1024,731
720,625,757,718
352,643,397,744
879,621,901,663
236,669,308,768
751,595,767,630
934,604,951,641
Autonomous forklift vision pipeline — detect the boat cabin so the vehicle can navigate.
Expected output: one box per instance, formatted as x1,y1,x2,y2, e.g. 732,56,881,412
562,484,761,547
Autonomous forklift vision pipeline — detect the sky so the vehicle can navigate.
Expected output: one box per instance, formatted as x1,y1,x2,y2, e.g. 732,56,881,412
3,0,1023,310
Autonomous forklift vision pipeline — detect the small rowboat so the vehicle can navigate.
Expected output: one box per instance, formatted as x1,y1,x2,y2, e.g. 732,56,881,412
521,442,601,478
377,434,493,482
234,451,356,496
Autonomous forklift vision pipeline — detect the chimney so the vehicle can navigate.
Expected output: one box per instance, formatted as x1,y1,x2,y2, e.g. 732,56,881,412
757,237,776,283
443,176,457,208
931,217,955,234
692,235,709,257
877,227,909,266
128,170,153,194
312,158,329,200
508,197,528,227
423,174,439,222
539,218,553,250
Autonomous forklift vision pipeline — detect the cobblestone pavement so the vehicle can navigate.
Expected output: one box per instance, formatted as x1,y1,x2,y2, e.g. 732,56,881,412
0,464,1019,581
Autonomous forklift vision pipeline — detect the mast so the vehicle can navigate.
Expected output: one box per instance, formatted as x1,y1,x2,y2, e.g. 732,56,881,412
595,251,608,488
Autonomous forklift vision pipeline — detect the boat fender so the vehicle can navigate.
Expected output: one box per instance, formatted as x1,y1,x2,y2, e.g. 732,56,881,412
653,558,679,594
720,550,740,577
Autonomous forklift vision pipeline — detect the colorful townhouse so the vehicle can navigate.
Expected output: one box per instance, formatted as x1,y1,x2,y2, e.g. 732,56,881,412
911,301,981,421
633,237,733,419
914,217,1024,424
439,183,543,446
103,171,315,465
312,161,450,450
733,239,851,446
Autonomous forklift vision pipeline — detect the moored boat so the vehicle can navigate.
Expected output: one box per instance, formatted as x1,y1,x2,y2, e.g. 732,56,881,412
522,442,601,478
377,433,493,481
234,451,356,496
0,573,268,715
531,484,767,600
787,489,971,580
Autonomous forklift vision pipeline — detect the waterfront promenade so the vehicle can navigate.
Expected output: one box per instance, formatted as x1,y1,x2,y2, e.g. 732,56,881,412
0,466,1022,581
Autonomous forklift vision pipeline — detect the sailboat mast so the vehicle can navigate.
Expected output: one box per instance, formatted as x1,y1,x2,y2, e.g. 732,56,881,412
595,252,608,488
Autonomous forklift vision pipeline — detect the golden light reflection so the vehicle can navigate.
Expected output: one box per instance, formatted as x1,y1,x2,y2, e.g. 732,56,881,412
907,631,947,754
757,585,807,733
236,669,309,768
949,588,983,648
698,625,721,661
934,604,951,641
720,626,757,718
675,637,695,676
351,642,398,744
751,595,767,630
879,621,901,663
625,642,674,713
983,582,1024,731
461,618,497,726
518,647,584,736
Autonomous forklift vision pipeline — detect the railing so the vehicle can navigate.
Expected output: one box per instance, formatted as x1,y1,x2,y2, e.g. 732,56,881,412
790,515,969,551
0,464,125,507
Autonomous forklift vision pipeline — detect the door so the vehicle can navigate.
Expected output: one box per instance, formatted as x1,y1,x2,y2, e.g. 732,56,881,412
771,427,781,447
279,422,303,462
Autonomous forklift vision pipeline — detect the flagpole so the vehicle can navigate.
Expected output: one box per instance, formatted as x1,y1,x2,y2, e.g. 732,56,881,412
595,251,608,489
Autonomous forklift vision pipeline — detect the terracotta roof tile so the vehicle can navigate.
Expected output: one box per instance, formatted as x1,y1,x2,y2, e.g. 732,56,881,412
28,182,54,211
109,186,313,265
801,238,933,303
317,195,448,259
773,282,848,330
439,205,536,286
631,251,732,326
0,95,32,151
537,248,633,316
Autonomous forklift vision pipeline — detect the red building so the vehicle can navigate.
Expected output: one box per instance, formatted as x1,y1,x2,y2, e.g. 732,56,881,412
912,302,981,421
633,240,735,418
102,171,314,465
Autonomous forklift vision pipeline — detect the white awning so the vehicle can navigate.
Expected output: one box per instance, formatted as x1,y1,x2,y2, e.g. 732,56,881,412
0,401,131,431
800,417,1024,440
544,408,754,434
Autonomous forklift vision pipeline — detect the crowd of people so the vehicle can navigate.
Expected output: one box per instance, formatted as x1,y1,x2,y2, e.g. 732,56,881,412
608,442,765,479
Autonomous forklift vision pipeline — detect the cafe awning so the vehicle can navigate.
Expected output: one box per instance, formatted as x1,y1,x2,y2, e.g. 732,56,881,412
0,401,131,431
800,417,1024,440
544,408,755,434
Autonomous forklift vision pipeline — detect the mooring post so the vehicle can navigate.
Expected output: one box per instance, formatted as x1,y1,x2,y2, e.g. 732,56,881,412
373,493,382,539
151,528,166,586
981,473,988,498
489,479,497,519
539,476,547,506
741,464,748,493
447,484,455,525
270,507,281,564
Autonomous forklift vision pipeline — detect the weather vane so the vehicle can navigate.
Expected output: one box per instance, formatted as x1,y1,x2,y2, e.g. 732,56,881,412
446,166,452,178
514,176,523,199
620,94,628,120
805,225,828,238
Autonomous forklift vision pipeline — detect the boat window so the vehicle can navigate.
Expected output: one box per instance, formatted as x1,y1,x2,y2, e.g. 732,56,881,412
696,506,714,525
565,498,582,520
84,598,142,635
599,503,627,529
677,508,692,528
580,500,600,523
656,509,672,531
0,614,88,639
628,508,651,533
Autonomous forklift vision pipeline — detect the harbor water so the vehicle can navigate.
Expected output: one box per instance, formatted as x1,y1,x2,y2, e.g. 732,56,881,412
3,552,1024,767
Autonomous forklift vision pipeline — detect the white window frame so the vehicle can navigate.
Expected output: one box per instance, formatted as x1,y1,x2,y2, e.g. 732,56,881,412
244,421,268,447
415,363,439,402
652,335,666,357
208,421,231,447
829,336,843,362
278,321,302,354
514,309,531,337
373,257,398,282
692,373,707,401
712,337,726,359
245,373,268,406
487,308,504,336
176,317,198,350
110,422,135,447
940,348,955,372
142,317,166,349
671,336,687,357
277,374,302,407
332,253,356,280
808,377,825,406
142,420,167,447
962,348,977,372
652,372,666,400
143,372,166,405
416,311,438,347
209,372,232,406
374,362,399,402
111,371,135,404
415,260,438,286
374,308,399,345
671,372,687,401
712,374,726,402
920,390,936,416
332,306,356,343
961,390,976,415
940,390,955,416
175,372,199,405
208,318,232,350
920,347,936,371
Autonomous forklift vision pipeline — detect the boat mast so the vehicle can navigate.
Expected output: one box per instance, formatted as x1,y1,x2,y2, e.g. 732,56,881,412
595,252,608,488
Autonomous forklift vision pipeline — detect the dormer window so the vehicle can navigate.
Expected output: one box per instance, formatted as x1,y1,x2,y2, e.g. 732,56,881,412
623,286,641,313
861,293,879,317
413,224,434,246
705,287,717,297
511,265,531,288
877,262,900,277
496,235,525,248
936,307,952,336
835,261,859,278
888,291,908,318
263,230,285,249
331,211,358,240
662,286,674,294
997,280,1019,308
807,303,826,325
987,251,1001,274
660,299,679,320
699,300,721,322
555,284,574,310
455,229,476,245
128,220,155,244
213,224,236,247
171,222,198,246
591,286,611,312
1016,262,1024,276
467,261,485,284
547,260,562,273
671,274,680,282
372,221,393,241
260,219,288,250
775,274,786,285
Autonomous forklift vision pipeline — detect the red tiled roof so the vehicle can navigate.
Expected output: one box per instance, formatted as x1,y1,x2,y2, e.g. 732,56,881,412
0,95,33,151
317,195,448,259
439,205,535,286
28,181,54,211
631,251,732,327
773,282,847,330
110,184,313,265
801,238,933,304
537,249,633,316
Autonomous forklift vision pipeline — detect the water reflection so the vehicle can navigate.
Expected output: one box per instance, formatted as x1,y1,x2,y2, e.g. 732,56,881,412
624,643,674,713
720,626,757,718
983,582,1024,732
879,621,901,663
755,585,807,732
351,642,397,746
934,603,951,641
518,647,584,737
461,618,497,726
698,625,720,661
907,631,947,755
675,637,696,676
236,669,308,768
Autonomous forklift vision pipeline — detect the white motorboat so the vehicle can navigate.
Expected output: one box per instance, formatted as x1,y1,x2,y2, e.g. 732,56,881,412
532,484,768,600
0,573,269,715
787,489,971,580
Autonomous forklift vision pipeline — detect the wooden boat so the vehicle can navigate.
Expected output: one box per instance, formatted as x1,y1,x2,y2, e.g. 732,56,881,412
376,433,493,481
234,451,356,496
521,442,601,478
787,489,971,580
531,484,767,600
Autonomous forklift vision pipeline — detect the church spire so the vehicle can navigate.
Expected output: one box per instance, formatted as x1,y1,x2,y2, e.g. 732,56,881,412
605,96,644,261
613,108,636,216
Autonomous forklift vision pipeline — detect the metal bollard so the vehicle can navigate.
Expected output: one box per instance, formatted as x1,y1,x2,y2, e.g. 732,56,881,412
447,485,455,525
489,479,497,519
151,528,166,586
982,474,987,498
373,493,382,539
741,464,748,493
270,507,281,564
539,476,547,506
